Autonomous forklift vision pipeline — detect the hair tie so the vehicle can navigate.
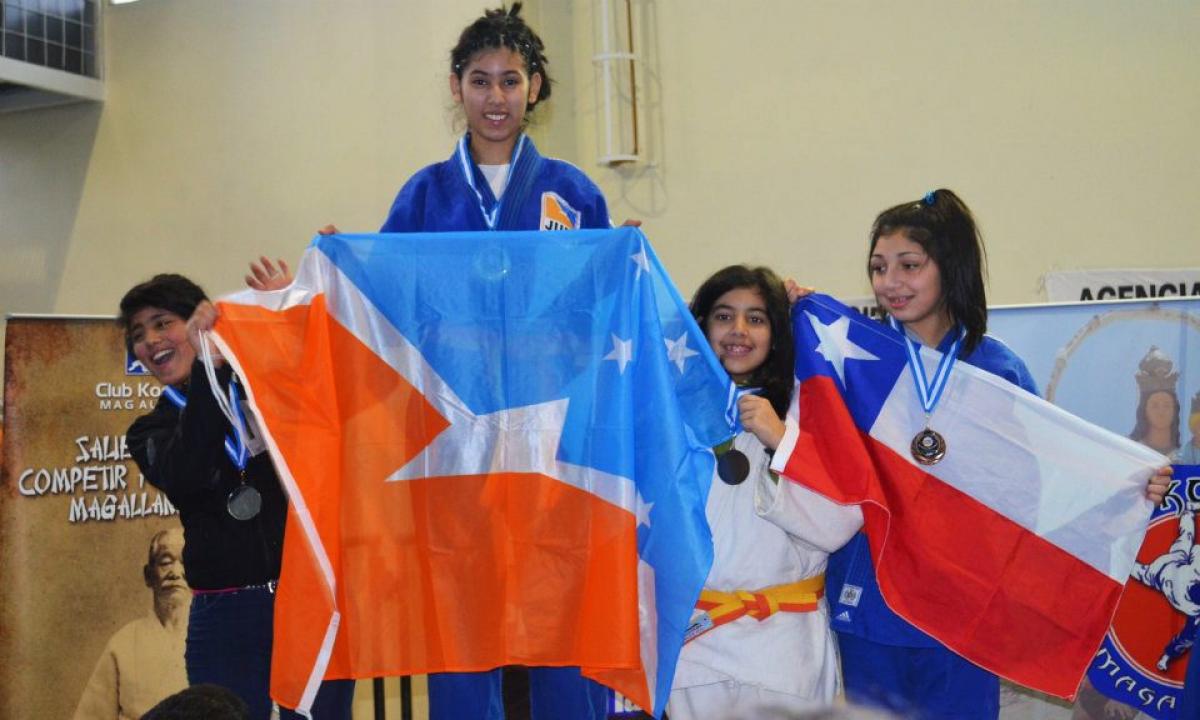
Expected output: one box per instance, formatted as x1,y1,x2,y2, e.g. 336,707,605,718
923,191,936,206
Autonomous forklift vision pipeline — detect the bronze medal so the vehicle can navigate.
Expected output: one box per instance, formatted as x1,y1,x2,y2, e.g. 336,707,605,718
910,427,946,465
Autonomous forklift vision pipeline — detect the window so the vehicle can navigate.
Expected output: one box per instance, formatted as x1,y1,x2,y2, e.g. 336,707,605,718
0,0,98,79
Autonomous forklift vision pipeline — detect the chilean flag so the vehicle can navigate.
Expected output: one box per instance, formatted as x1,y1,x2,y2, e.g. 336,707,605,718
776,294,1166,697
208,228,733,717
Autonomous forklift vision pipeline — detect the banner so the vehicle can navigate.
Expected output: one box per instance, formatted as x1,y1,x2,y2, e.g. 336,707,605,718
1042,269,1200,304
988,297,1200,719
1,316,186,720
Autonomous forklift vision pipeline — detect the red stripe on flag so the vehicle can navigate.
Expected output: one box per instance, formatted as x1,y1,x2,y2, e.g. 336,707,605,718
785,376,1121,698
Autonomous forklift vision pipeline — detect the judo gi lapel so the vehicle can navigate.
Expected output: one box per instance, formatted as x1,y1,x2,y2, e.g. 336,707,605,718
454,133,541,231
496,136,543,230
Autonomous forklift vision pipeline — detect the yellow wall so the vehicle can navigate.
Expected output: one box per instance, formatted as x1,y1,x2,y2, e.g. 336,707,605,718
1,1,1198,716
2,1,1197,329
569,0,1200,298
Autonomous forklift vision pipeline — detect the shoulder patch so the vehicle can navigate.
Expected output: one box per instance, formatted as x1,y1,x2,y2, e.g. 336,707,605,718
540,191,582,231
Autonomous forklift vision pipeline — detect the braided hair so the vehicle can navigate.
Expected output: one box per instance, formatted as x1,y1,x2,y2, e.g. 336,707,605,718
450,3,551,111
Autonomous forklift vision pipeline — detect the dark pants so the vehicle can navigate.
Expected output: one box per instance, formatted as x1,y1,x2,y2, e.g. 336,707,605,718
1180,645,1200,720
838,632,999,719
185,586,355,719
428,666,610,720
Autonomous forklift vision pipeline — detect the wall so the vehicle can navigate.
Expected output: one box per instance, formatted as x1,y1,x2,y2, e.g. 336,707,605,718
2,1,1197,335
569,0,1200,299
1,0,1198,715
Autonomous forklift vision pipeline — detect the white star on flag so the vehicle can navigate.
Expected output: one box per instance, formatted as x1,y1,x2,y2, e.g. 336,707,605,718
605,333,634,374
630,245,650,276
663,333,699,373
636,491,654,529
806,311,878,385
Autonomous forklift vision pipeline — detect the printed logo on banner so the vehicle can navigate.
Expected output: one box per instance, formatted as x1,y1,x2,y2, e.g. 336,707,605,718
125,348,150,376
1041,268,1200,304
1087,466,1200,718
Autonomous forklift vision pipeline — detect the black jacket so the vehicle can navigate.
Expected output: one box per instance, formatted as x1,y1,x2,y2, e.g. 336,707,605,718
127,361,287,590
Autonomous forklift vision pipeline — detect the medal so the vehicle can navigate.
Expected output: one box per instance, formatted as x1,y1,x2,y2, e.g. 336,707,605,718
890,318,964,466
717,448,750,485
227,483,262,521
164,373,262,521
910,427,947,465
715,385,767,485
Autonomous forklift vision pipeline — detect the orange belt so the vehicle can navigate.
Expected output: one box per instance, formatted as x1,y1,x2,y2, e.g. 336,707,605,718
685,575,825,644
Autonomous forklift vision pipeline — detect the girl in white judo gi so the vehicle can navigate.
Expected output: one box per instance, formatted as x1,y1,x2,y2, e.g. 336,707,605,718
667,265,863,720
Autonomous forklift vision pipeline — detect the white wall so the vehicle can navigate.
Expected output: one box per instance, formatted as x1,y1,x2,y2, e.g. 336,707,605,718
571,0,1200,300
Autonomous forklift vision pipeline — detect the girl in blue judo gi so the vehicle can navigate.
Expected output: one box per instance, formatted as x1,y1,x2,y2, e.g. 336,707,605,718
786,189,1172,719
375,2,610,235
827,189,1036,719
381,5,612,718
248,5,616,719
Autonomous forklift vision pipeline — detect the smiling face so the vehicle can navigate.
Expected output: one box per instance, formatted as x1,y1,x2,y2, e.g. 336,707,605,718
129,306,194,387
705,287,771,383
870,230,953,346
450,47,543,165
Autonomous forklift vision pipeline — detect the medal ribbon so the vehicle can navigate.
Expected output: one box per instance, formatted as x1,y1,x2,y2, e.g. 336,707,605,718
161,338,250,472
726,384,761,433
888,318,964,417
456,133,527,230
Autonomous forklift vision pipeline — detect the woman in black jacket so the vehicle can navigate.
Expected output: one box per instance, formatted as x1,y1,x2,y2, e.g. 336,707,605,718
121,274,352,719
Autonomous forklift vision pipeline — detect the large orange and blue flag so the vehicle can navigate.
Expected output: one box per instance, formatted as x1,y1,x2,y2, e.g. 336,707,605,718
209,228,733,717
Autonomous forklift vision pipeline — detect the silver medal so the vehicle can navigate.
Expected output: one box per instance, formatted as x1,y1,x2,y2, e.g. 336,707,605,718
227,484,262,520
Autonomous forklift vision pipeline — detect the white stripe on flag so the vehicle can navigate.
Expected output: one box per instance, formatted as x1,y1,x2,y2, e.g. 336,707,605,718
870,346,1164,582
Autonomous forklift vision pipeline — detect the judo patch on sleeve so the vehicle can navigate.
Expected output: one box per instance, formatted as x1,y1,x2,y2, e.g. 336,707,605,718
540,191,581,231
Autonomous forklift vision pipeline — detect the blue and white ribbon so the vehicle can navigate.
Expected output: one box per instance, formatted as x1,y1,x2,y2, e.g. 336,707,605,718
456,133,527,230
161,338,250,471
889,317,964,417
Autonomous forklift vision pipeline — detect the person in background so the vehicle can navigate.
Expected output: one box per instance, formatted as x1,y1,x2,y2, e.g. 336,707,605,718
141,684,249,720
74,528,189,720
